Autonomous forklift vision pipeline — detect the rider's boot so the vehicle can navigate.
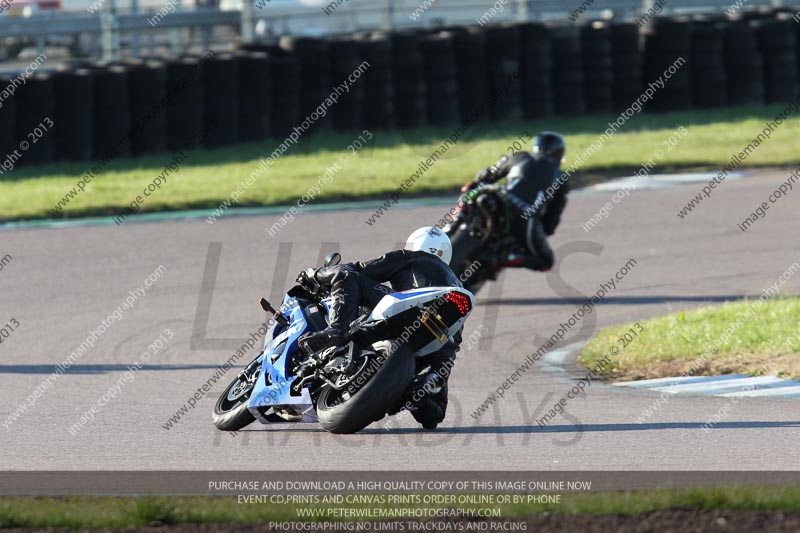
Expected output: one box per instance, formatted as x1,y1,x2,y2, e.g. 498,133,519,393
298,298,356,353
504,250,551,272
387,368,445,428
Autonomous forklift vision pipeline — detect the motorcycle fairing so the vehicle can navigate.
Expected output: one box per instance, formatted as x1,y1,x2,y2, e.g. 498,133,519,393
247,296,314,421
246,286,475,423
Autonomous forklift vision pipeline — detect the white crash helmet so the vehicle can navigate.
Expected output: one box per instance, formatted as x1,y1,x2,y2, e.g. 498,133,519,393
405,226,452,264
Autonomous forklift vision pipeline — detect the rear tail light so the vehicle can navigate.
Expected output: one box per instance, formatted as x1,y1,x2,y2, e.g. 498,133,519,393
445,291,472,316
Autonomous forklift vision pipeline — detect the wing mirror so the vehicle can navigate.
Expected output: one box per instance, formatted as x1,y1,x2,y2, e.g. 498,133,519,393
323,252,341,268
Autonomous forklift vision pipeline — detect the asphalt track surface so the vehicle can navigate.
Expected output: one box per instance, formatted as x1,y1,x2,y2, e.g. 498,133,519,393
1,170,799,472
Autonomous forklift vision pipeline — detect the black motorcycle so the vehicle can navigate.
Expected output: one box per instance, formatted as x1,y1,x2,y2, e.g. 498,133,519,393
444,184,519,295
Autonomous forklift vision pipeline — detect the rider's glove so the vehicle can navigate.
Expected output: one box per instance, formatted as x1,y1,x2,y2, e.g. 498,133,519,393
296,268,320,293
461,180,478,193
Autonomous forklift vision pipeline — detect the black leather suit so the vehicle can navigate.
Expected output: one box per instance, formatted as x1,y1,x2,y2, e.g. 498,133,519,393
314,249,462,428
476,152,568,271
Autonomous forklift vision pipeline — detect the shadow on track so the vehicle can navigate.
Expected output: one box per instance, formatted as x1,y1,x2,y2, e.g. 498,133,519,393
235,420,800,436
0,364,236,374
360,420,800,435
479,295,750,306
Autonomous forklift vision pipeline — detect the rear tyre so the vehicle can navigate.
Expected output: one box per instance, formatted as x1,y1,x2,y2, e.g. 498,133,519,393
316,341,414,434
449,226,480,276
212,356,259,431
450,227,491,294
463,277,486,295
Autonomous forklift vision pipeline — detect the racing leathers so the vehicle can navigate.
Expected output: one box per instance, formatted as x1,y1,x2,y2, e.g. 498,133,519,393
299,249,463,429
473,151,568,271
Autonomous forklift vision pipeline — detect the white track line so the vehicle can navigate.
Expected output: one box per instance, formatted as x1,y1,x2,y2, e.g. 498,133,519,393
613,374,748,389
615,374,800,398
590,172,747,192
719,385,800,398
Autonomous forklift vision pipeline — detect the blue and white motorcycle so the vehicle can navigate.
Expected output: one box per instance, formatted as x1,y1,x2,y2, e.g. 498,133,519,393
213,253,475,434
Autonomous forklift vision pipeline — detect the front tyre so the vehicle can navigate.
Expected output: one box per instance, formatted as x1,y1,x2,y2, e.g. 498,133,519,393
316,340,414,434
212,356,259,431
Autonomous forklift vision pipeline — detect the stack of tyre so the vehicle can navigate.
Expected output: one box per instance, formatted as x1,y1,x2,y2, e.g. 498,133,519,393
751,14,799,103
420,32,460,126
642,18,693,111
164,57,204,151
89,64,130,160
119,59,168,156
329,38,364,131
270,55,302,137
239,42,297,138
237,51,272,142
16,73,55,164
721,20,764,105
690,18,727,108
390,32,426,129
356,33,394,130
609,22,643,111
280,36,330,131
581,22,613,114
795,11,800,85
201,54,239,147
549,25,584,115
0,75,16,161
518,22,552,118
483,24,523,121
451,28,490,124
53,68,93,161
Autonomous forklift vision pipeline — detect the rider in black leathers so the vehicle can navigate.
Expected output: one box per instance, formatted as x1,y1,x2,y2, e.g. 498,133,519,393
297,227,461,430
462,131,569,272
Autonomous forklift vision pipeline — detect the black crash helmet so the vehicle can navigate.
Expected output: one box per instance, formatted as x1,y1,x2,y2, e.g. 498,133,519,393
532,131,566,165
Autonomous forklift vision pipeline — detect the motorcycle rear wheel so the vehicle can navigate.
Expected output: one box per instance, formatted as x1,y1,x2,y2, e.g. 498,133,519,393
316,340,414,434
450,227,491,293
448,226,480,276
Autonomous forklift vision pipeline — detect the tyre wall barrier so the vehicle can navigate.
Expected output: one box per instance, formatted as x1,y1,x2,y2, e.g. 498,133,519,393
86,63,131,160
3,7,799,170
610,22,643,111
329,37,364,131
202,53,240,147
165,56,204,150
16,72,55,165
0,75,16,162
53,67,93,162
123,59,168,156
391,31,426,130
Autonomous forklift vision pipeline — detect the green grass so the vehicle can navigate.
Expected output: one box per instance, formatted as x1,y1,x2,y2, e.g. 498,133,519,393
1,487,799,528
579,298,800,381
1,105,799,222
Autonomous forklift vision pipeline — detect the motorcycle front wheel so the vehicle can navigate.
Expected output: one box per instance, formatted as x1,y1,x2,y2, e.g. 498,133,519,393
212,355,260,431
